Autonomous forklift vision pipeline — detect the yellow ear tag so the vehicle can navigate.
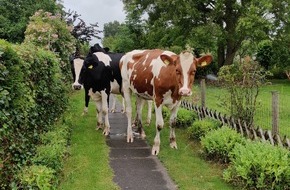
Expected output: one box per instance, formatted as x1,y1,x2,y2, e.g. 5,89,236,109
88,65,93,69
164,59,170,65
201,61,207,67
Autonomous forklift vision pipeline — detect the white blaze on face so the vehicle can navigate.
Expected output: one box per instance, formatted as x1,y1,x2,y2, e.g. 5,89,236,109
179,52,194,96
72,58,84,88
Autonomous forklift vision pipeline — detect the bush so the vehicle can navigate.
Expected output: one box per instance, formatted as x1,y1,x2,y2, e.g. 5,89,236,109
18,165,56,190
223,141,290,189
176,108,197,128
33,125,69,172
0,40,70,188
187,118,221,140
201,126,246,163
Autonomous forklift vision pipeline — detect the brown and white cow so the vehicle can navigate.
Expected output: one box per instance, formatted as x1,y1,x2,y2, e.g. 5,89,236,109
120,49,212,155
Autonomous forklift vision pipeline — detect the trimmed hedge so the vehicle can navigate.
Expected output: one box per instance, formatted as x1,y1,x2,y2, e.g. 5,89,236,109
0,40,69,188
224,141,290,189
187,117,221,140
201,126,246,163
162,107,197,128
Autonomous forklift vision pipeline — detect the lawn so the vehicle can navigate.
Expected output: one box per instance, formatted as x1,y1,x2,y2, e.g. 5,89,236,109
193,79,290,138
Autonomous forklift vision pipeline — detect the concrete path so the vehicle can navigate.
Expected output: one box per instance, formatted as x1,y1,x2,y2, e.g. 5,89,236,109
106,99,178,190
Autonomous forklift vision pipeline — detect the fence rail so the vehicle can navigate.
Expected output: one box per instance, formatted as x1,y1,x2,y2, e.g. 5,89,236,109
180,100,290,150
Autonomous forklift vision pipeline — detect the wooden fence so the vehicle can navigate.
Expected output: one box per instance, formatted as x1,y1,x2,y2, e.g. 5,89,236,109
180,100,290,150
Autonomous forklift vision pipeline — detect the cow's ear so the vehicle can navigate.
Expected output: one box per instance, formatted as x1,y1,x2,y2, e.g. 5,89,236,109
160,54,176,65
104,47,110,53
195,55,213,67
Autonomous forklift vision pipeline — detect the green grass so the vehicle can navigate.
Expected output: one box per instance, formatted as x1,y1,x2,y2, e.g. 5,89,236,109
193,80,290,138
58,91,119,190
59,91,240,190
142,112,238,190
131,96,238,189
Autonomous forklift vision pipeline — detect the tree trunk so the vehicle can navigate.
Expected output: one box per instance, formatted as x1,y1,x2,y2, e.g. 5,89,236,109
217,42,225,68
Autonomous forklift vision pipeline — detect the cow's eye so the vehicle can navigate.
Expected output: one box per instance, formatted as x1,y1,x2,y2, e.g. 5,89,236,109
191,70,196,75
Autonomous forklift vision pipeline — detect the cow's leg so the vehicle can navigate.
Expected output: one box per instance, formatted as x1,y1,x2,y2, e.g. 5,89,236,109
110,94,116,113
152,105,164,155
123,84,133,143
82,88,90,116
135,97,146,139
169,104,179,149
121,97,125,113
101,91,110,136
95,97,103,131
145,100,153,125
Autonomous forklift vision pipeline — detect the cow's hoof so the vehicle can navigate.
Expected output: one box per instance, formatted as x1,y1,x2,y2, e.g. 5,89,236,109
170,142,177,149
140,132,146,140
127,134,134,143
96,126,102,131
151,145,160,155
145,119,151,125
103,130,110,136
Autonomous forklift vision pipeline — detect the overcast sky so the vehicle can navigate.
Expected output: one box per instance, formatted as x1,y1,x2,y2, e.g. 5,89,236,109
62,0,126,45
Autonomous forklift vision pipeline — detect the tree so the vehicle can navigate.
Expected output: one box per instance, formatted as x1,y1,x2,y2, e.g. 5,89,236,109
0,0,63,43
122,0,288,68
102,23,135,52
64,10,101,56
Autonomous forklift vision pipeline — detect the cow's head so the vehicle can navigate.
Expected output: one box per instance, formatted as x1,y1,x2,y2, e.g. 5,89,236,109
78,54,114,87
71,58,84,90
160,51,212,96
89,43,110,54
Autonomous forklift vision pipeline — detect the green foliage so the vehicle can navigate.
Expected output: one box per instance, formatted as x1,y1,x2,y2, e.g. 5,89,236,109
24,9,76,83
256,40,273,70
0,40,69,188
18,165,56,190
33,125,69,173
224,141,290,189
187,118,221,140
218,57,269,124
176,108,197,128
0,40,37,188
0,0,62,43
201,127,246,163
102,24,136,52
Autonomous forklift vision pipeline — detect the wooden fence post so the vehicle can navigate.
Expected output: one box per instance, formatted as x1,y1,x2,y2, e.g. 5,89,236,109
200,79,206,108
271,91,279,136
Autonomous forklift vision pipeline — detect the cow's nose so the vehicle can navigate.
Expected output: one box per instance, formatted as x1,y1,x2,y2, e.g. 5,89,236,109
73,84,82,90
179,88,191,96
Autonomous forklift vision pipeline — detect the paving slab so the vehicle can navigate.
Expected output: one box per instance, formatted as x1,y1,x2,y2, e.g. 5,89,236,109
106,98,178,190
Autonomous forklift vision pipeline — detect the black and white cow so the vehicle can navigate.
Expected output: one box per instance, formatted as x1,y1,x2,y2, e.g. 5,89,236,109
71,44,125,114
73,44,124,135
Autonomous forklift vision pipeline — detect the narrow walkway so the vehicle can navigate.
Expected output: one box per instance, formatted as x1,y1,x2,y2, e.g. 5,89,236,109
106,99,178,190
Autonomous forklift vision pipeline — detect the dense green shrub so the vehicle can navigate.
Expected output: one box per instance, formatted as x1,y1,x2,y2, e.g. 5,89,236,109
187,118,221,140
0,40,69,188
162,107,197,128
176,108,197,128
0,40,37,188
33,125,69,172
201,126,246,163
17,165,56,190
24,10,76,83
224,141,290,189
